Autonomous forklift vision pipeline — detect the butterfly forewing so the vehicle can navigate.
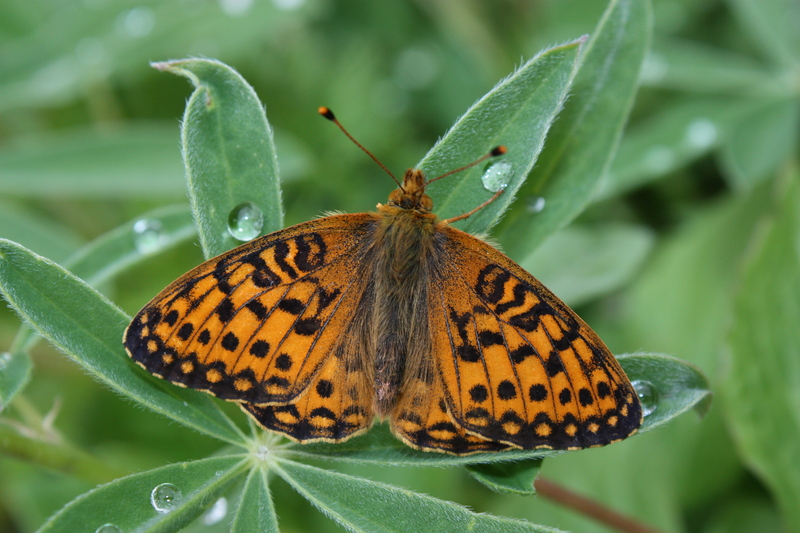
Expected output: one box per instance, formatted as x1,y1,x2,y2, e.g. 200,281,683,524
124,214,375,409
420,228,642,450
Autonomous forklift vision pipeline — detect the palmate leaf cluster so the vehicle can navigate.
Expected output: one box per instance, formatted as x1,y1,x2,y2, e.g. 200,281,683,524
0,0,796,531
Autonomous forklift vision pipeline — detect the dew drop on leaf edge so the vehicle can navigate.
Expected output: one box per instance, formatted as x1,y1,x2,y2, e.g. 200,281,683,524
228,201,264,241
0,352,11,371
151,483,182,513
632,380,659,417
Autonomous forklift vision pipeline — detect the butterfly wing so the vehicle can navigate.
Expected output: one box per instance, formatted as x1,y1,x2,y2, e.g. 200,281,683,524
395,227,642,453
391,368,512,454
124,214,377,441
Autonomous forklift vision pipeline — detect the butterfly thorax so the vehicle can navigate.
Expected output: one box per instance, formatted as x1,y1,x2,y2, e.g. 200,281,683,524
367,168,440,415
382,168,434,213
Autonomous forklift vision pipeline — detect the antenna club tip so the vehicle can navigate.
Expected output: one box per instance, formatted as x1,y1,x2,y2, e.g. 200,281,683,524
491,146,507,157
318,107,336,121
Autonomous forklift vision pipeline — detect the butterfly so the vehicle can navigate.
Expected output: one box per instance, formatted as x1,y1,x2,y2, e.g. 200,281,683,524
124,107,642,455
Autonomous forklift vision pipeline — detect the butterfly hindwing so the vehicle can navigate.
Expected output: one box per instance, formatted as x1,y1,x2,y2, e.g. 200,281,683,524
243,338,375,442
424,227,642,451
390,370,511,454
124,214,375,412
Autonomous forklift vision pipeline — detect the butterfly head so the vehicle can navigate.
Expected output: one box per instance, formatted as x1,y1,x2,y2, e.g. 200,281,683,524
387,169,433,212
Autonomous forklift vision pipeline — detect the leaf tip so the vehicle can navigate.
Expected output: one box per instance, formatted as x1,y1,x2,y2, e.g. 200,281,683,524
693,392,714,419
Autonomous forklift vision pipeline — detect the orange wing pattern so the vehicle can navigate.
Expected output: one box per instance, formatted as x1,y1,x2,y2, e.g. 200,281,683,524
124,214,377,442
390,366,511,454
400,227,642,452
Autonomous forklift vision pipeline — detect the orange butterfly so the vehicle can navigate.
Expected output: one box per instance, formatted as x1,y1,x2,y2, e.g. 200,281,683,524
124,108,641,455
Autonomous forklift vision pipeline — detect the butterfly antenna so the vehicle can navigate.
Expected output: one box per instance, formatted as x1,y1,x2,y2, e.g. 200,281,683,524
426,146,507,185
318,107,403,189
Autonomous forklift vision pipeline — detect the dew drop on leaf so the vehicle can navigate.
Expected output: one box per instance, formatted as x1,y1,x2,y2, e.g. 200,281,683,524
228,202,264,241
685,118,717,150
133,219,165,254
151,483,182,513
95,524,122,533
202,497,228,525
526,196,546,213
632,380,660,417
481,161,512,193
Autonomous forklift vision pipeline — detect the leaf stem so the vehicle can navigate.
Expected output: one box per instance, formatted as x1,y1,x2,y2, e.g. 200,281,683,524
535,476,666,533
0,423,130,485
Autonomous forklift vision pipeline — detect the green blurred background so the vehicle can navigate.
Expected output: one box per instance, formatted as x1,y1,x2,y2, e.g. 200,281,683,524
1,0,798,532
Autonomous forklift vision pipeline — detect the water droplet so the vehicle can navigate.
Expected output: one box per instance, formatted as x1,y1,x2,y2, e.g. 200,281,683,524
133,219,165,254
632,380,659,417
227,202,263,241
685,118,717,150
95,524,122,533
526,196,546,213
643,145,674,174
118,6,155,37
219,0,254,16
0,352,12,371
481,161,512,193
640,52,668,84
202,497,228,525
151,483,182,513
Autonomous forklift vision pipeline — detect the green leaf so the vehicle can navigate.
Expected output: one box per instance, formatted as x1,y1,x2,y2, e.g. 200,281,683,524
283,424,560,467
723,171,800,531
0,200,83,262
156,58,282,259
617,353,711,432
0,2,300,113
600,95,767,199
38,455,248,533
419,39,583,234
616,186,771,506
64,204,196,287
728,0,800,67
0,348,31,412
641,38,775,93
498,0,652,256
519,222,655,307
718,98,800,191
466,458,543,495
702,496,784,533
230,467,279,533
3,205,196,408
0,123,185,197
0,239,244,445
272,458,563,533
0,424,128,485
